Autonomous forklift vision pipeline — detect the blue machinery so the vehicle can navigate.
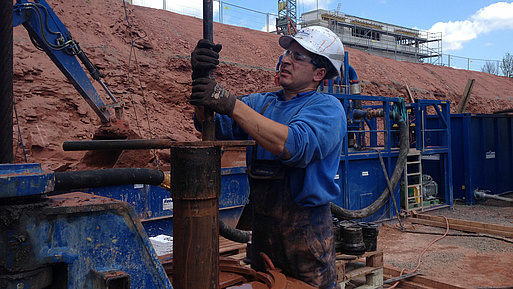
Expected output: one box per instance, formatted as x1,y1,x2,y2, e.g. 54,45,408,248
0,163,174,288
13,0,122,123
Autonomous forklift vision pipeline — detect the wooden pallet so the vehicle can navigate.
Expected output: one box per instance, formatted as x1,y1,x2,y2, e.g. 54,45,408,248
219,236,248,256
384,266,466,289
336,250,384,289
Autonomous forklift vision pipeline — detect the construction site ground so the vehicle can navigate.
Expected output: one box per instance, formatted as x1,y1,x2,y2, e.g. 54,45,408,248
218,198,513,289
11,0,513,288
378,195,513,288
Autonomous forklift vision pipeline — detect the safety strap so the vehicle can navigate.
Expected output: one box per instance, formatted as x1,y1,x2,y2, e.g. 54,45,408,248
251,101,273,159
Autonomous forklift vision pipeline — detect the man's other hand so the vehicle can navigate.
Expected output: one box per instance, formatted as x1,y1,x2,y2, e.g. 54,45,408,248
191,78,236,117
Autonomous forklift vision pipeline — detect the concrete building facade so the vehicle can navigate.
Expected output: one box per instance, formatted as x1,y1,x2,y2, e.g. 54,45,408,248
301,9,442,63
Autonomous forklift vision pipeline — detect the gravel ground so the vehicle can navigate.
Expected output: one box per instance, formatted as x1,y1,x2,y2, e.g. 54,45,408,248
378,194,513,288
428,192,513,227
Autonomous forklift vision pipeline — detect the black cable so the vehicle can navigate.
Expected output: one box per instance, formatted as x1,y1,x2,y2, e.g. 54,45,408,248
123,0,143,138
16,4,72,51
122,0,159,169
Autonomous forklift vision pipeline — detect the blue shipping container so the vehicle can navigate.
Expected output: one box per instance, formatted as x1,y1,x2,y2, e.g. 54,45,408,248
451,114,513,204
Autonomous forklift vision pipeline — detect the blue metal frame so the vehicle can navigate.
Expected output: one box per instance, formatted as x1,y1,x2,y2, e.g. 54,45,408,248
332,93,405,222
408,99,453,209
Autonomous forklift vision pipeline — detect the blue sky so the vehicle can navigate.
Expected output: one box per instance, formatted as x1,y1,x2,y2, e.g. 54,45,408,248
137,0,513,67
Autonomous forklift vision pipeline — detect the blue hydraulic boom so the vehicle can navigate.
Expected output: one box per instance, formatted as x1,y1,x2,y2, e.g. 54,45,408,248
13,0,122,123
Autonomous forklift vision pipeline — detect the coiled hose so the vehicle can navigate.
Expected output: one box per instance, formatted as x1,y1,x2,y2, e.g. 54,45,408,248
330,120,409,220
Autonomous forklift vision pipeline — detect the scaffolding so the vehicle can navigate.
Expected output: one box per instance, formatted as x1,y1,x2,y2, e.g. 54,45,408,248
276,0,297,35
301,9,442,64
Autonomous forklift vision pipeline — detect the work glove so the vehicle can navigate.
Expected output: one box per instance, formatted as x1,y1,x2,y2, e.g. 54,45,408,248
191,39,222,80
191,78,236,117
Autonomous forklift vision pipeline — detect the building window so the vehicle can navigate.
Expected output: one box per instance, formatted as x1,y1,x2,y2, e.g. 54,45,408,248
352,28,380,41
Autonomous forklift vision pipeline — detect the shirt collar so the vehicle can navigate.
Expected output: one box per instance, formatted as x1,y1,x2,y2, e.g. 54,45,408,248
277,90,316,101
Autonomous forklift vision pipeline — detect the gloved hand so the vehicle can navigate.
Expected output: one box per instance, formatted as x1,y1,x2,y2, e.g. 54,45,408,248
191,39,222,80
191,78,236,117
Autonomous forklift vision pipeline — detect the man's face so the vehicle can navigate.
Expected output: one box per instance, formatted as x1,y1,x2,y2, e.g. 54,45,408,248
278,42,324,92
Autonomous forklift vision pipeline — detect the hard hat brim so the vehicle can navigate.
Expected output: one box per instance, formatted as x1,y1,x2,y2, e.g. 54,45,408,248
279,35,294,50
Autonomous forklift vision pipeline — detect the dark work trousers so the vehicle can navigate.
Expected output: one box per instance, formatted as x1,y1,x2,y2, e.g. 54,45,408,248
248,159,339,289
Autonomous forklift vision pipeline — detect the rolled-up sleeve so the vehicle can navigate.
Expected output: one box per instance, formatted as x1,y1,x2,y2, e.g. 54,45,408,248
281,95,345,168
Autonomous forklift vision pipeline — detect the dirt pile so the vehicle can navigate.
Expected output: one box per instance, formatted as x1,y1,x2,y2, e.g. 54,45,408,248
12,0,513,171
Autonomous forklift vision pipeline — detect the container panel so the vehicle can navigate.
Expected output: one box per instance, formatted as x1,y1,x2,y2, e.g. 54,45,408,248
335,155,399,222
79,166,250,237
451,114,513,204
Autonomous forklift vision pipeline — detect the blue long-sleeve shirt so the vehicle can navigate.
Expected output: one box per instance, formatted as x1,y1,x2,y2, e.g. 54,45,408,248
196,90,347,207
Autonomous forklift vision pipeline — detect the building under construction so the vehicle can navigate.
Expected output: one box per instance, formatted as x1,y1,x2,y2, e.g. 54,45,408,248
300,9,442,63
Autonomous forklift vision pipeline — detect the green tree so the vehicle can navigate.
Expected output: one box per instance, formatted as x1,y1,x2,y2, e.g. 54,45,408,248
501,52,513,77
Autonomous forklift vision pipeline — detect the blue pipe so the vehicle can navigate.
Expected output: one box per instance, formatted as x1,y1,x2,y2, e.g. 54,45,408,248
347,64,358,83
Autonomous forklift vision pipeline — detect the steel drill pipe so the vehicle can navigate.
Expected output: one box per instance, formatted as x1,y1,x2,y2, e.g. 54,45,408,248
171,144,221,289
62,139,255,151
202,0,215,141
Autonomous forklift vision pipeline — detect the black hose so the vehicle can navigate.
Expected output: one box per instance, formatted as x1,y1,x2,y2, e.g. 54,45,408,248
331,120,409,220
54,167,253,243
219,219,251,243
54,168,165,191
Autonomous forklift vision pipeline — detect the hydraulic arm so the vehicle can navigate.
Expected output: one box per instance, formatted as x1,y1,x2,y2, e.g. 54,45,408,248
13,0,122,123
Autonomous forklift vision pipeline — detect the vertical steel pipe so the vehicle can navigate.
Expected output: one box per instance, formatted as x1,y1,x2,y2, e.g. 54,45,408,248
171,144,220,289
0,1,13,163
202,0,215,141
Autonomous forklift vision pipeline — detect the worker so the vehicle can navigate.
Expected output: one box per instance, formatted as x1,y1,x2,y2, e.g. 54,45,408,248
190,26,347,289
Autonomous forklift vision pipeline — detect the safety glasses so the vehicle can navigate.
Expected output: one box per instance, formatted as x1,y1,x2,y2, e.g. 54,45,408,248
282,49,320,68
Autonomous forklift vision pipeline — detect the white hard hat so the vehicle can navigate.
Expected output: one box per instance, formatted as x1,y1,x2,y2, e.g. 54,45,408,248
279,26,344,79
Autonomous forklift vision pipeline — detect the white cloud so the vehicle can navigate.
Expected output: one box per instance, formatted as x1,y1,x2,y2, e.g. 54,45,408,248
429,2,513,51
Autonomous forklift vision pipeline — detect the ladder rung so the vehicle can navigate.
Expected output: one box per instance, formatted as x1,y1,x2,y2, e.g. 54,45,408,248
407,172,422,176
